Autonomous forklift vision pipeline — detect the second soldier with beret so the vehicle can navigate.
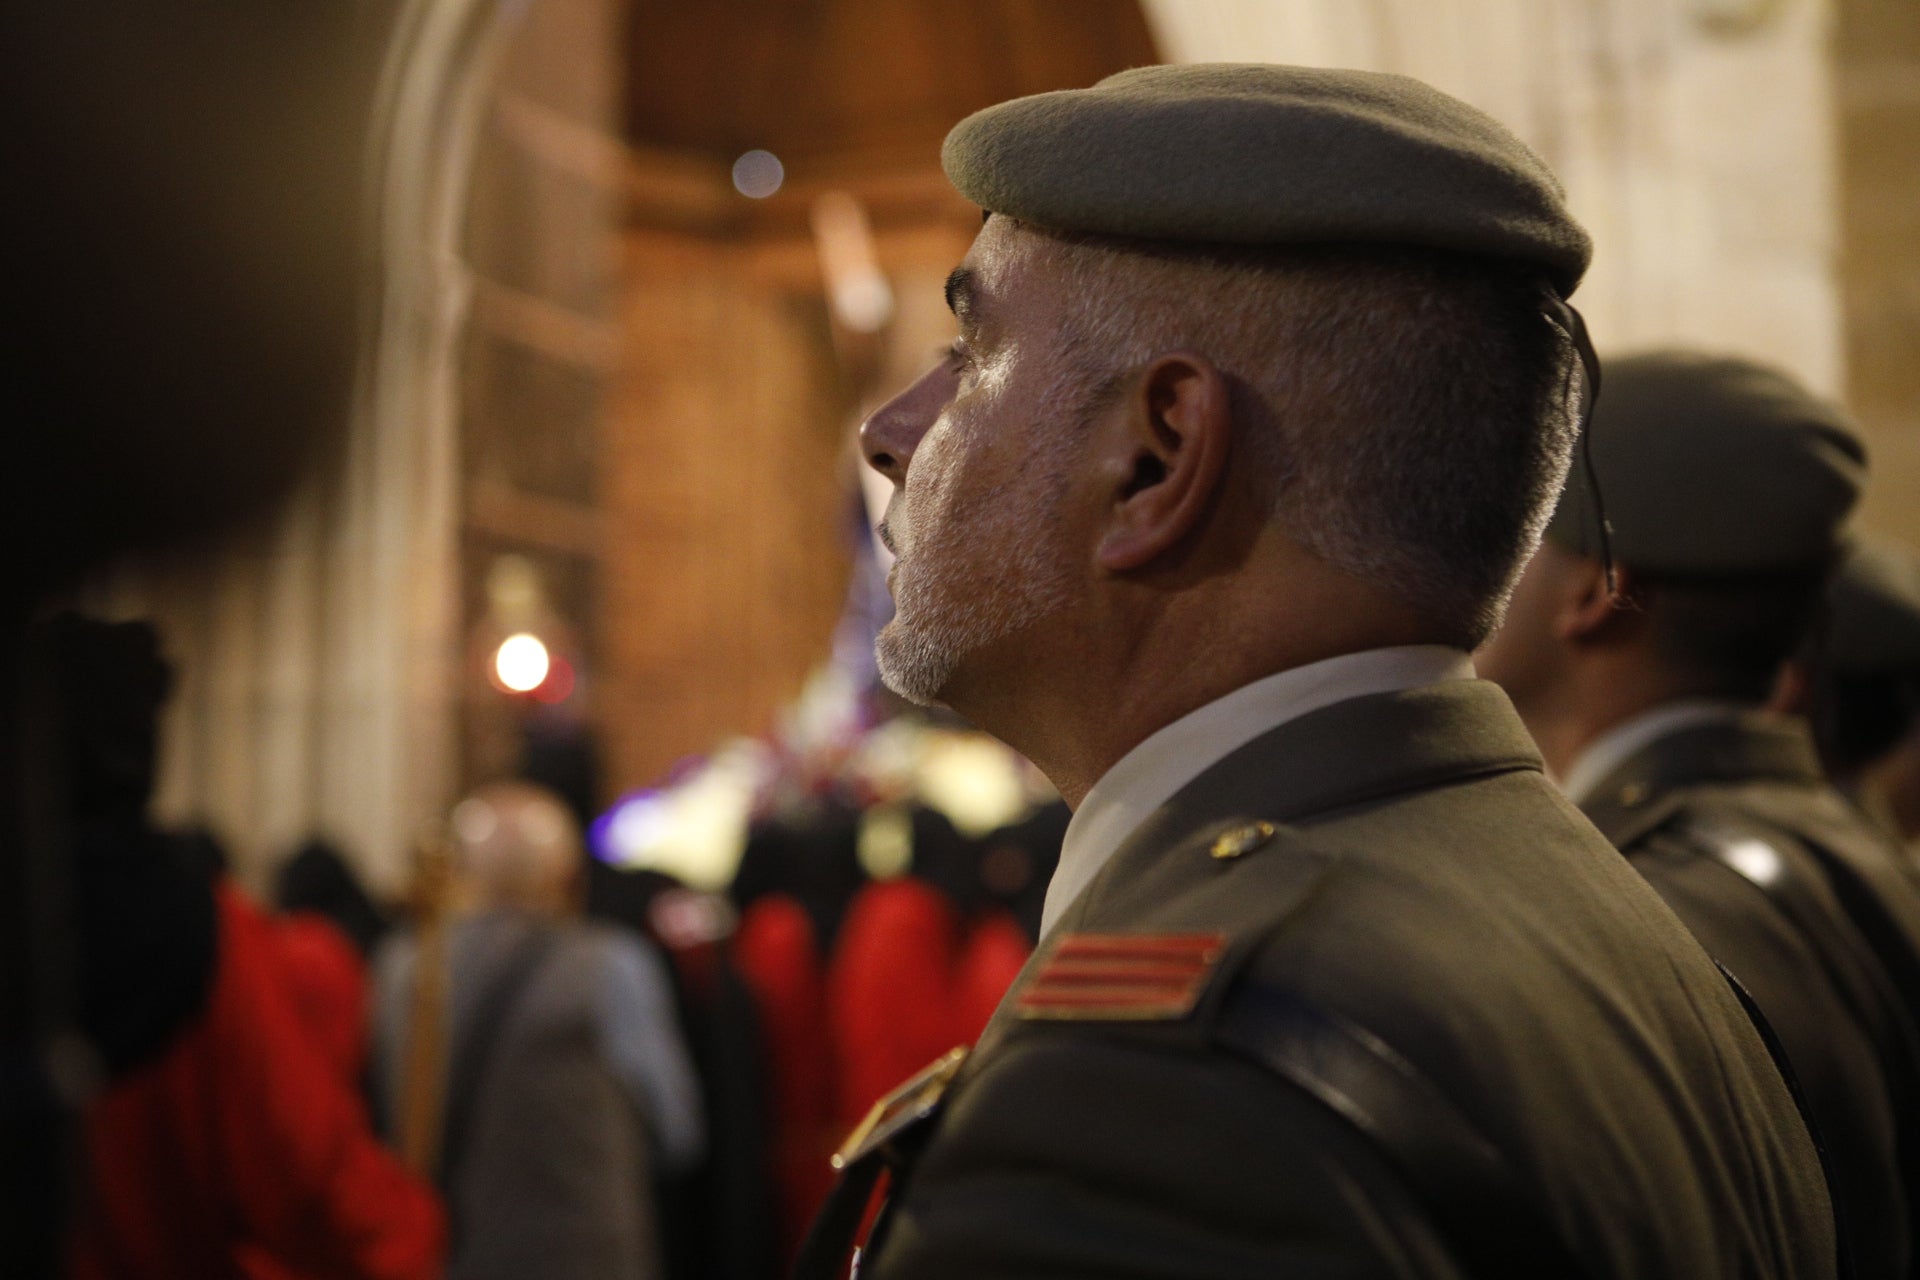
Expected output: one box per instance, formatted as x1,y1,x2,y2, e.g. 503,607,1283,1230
801,64,1835,1278
1480,349,1920,1277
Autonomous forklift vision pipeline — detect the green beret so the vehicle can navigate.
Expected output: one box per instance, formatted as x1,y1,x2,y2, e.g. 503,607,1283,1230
1828,539,1920,673
1547,352,1866,576
941,63,1592,295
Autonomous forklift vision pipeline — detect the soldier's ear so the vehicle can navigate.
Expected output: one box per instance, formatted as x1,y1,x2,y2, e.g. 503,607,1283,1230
1557,558,1645,643
1094,353,1231,573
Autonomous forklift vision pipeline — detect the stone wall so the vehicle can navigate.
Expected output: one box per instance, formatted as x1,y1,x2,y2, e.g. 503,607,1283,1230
1837,0,1920,544
74,0,630,891
1145,0,1845,395
1148,0,1920,539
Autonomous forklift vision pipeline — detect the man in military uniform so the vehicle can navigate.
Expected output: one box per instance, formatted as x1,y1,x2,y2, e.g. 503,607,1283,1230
798,65,1834,1278
1479,352,1920,1276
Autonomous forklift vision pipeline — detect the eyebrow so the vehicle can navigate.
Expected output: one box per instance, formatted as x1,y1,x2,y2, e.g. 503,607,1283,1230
944,267,979,329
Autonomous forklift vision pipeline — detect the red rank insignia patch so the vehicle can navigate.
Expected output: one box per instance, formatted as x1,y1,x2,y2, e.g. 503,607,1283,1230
1014,932,1227,1022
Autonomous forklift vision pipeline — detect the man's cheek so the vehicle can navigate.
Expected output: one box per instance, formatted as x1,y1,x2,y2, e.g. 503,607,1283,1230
903,438,963,518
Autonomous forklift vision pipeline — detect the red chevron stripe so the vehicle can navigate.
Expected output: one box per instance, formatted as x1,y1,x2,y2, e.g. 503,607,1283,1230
1035,959,1214,983
1021,986,1200,1004
1053,934,1224,959
1014,932,1227,1021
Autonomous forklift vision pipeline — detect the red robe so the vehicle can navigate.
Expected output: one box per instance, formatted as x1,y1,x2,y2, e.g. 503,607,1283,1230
70,883,445,1280
822,882,1033,1259
827,882,1034,1124
951,909,1031,1045
271,912,370,1088
732,894,836,1265
827,879,964,1131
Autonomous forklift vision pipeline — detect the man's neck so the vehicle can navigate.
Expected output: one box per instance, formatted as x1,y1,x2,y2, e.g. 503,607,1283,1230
1515,653,1705,781
952,654,1270,809
956,575,1443,807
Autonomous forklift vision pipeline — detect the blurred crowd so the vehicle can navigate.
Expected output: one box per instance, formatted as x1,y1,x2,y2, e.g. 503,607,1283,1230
51,611,1066,1280
46,513,1920,1279
50,520,1920,1279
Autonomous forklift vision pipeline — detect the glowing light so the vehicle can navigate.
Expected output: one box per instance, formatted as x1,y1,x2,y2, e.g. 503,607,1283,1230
587,742,769,887
493,632,550,693
732,149,784,199
594,790,673,867
917,732,1030,837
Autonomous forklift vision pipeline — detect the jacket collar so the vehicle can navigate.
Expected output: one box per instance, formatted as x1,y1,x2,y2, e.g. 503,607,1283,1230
1049,679,1543,936
1577,713,1825,845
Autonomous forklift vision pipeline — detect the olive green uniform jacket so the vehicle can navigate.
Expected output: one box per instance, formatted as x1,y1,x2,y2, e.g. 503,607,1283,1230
1582,713,1920,1280
856,681,1833,1279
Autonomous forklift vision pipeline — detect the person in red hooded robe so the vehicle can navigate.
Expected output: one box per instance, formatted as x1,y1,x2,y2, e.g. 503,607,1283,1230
58,616,445,1280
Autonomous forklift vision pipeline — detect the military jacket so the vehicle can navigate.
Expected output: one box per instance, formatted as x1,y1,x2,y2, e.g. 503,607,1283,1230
1582,713,1920,1280
829,682,1833,1279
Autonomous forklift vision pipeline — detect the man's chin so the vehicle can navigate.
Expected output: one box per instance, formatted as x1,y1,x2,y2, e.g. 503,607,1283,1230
873,621,955,709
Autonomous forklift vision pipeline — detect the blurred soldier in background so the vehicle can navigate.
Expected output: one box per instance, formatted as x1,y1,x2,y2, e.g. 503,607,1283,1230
374,781,705,1280
1479,351,1920,1277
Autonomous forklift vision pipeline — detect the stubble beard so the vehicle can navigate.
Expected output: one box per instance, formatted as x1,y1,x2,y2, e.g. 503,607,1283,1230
874,485,1074,709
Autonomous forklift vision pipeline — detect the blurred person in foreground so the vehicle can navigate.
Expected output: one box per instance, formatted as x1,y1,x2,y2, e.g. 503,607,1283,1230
373,782,703,1280
799,64,1833,1279
1478,351,1920,1277
57,615,445,1280
0,7,374,1273
1798,539,1920,842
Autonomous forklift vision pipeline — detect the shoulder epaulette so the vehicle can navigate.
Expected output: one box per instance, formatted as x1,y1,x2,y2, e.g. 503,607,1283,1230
1214,980,1593,1278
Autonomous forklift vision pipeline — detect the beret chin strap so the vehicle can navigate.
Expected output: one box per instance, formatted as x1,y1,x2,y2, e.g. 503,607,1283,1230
1544,295,1616,600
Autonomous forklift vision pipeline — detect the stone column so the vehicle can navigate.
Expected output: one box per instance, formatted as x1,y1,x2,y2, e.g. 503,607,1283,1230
1836,0,1920,543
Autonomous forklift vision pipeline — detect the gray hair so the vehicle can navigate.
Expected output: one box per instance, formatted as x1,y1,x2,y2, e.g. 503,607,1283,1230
451,781,583,913
1019,226,1580,647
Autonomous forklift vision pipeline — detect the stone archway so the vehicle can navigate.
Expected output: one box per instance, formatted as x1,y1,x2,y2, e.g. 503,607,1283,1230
80,0,551,892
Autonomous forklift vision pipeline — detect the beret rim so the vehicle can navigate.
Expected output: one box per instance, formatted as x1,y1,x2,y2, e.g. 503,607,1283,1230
1546,351,1866,577
940,63,1592,295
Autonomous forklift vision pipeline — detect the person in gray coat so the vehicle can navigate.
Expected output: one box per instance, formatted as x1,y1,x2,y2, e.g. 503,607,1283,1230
376,781,703,1280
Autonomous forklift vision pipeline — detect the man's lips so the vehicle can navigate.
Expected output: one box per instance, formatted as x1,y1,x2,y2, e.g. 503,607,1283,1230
876,519,898,556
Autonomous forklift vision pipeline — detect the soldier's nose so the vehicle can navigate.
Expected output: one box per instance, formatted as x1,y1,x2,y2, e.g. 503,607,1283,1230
861,361,956,485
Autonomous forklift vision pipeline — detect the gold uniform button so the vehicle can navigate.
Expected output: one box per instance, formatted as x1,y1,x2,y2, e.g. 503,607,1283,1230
1618,783,1648,807
1211,821,1277,860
